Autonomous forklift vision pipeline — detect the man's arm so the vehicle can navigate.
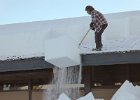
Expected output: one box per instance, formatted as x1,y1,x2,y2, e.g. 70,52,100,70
90,11,96,31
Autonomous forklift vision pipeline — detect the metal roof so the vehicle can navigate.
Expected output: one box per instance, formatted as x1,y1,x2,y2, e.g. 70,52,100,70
82,50,140,66
0,57,54,72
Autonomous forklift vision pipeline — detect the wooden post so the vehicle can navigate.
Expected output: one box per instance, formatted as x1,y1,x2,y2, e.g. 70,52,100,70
28,80,32,100
84,66,93,94
90,66,93,89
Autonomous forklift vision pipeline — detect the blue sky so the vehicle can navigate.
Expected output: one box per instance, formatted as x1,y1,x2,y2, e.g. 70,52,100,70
1,0,140,25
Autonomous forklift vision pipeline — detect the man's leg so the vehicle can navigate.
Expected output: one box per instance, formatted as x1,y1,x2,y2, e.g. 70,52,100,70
95,31,102,49
94,24,108,50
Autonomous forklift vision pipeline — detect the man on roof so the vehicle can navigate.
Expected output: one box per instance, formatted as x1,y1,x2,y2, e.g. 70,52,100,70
85,5,108,51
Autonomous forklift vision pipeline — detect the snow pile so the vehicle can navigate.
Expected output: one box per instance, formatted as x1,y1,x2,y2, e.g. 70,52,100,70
111,80,140,100
58,93,71,100
77,92,95,100
58,92,95,100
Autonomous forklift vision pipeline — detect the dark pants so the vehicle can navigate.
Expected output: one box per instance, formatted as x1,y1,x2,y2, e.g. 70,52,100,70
95,24,108,49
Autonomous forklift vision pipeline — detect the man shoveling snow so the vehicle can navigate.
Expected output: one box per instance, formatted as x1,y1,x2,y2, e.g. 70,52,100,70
85,5,108,51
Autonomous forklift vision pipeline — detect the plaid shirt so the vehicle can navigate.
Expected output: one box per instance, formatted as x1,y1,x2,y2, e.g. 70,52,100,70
91,10,108,33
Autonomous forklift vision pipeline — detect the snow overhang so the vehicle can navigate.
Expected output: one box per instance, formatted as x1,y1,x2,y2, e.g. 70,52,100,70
0,50,140,73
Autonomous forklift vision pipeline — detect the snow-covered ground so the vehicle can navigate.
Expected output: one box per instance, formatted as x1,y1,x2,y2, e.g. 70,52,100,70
0,10,140,60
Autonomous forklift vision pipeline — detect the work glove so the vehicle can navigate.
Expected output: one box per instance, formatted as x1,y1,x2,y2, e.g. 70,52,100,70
90,22,93,27
90,22,95,31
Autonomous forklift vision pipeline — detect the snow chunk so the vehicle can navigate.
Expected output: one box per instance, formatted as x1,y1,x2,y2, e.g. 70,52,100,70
111,80,140,100
45,35,80,68
77,92,95,100
57,93,71,100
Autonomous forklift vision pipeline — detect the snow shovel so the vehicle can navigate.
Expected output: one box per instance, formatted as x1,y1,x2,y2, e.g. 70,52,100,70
78,29,90,48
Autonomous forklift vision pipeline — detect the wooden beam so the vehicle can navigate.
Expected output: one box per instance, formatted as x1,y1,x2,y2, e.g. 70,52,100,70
40,84,84,89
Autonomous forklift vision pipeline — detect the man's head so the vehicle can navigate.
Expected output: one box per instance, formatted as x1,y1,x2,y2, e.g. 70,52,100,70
85,5,94,15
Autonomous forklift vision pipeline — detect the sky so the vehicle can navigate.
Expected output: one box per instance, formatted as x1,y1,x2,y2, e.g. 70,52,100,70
1,0,140,25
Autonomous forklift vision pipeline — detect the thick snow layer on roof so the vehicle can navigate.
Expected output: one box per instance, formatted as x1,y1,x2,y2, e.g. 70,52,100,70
0,11,140,60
